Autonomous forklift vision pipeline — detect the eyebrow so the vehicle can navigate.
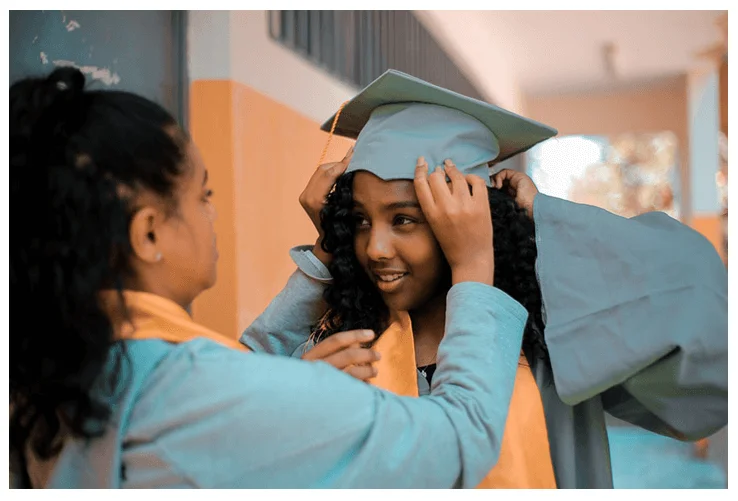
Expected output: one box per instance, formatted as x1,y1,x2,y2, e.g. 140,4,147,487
353,200,421,211
385,201,421,210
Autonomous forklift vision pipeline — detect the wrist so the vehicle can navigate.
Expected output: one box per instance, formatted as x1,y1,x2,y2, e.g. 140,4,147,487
524,191,539,218
451,257,495,286
312,237,332,266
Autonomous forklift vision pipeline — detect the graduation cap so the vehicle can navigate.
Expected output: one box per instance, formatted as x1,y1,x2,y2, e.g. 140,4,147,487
319,69,557,186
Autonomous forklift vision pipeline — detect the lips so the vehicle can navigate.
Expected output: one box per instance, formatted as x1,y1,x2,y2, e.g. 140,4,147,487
372,269,409,293
376,272,406,282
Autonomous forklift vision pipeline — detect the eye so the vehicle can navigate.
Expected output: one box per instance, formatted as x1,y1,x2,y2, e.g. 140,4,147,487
204,188,214,199
353,214,370,229
394,215,415,226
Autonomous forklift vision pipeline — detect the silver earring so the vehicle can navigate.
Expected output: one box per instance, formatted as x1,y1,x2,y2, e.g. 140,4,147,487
155,252,162,262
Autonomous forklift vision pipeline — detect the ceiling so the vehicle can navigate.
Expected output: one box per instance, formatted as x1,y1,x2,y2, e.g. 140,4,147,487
418,10,726,106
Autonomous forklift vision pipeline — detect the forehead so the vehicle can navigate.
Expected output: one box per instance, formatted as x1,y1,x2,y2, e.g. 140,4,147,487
186,141,206,176
174,140,205,189
352,171,417,205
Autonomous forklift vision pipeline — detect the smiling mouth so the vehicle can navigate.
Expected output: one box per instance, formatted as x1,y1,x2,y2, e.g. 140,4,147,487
373,272,409,293
376,272,407,283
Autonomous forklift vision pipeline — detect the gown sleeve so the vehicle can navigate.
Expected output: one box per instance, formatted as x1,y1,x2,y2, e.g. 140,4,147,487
533,194,728,440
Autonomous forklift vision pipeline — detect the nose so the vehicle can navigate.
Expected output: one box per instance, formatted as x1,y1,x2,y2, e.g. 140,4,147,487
365,225,395,262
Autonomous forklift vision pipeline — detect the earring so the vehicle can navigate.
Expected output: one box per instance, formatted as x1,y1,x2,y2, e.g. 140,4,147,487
155,252,162,262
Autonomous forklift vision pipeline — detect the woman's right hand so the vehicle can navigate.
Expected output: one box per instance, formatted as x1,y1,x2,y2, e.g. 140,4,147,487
301,329,380,382
414,158,495,286
299,146,354,265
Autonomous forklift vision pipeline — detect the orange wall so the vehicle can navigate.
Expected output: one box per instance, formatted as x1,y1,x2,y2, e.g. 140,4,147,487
691,215,725,263
189,80,238,337
524,79,689,137
524,78,691,223
190,79,352,338
720,59,727,136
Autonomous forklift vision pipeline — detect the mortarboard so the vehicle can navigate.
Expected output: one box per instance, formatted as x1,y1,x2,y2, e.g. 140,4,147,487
320,69,557,186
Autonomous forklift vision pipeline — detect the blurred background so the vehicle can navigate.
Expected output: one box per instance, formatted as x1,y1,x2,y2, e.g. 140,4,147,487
9,9,728,488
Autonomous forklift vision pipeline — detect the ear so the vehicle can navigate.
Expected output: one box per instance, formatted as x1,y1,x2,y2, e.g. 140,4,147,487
129,206,163,264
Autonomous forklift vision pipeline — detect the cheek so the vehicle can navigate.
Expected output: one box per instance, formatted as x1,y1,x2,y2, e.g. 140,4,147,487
200,205,215,237
354,233,369,267
403,232,444,271
183,204,216,259
403,235,447,289
200,211,217,257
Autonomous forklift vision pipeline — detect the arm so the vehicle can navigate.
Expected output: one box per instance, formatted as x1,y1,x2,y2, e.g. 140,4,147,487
534,194,728,440
239,245,330,356
124,283,527,488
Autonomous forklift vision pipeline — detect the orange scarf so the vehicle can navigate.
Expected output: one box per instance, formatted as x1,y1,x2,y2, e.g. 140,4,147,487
368,311,557,489
101,290,249,352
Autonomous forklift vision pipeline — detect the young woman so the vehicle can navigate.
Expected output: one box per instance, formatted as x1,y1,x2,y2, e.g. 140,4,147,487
313,162,556,488
10,67,530,488
241,69,728,489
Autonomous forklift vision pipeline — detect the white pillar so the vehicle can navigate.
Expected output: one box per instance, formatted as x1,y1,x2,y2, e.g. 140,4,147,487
687,63,721,220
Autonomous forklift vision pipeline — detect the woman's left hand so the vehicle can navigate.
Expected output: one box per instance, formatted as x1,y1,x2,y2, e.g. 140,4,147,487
301,329,380,382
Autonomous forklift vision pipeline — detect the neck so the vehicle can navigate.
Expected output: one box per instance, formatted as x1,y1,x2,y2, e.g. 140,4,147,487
124,273,193,312
409,292,447,366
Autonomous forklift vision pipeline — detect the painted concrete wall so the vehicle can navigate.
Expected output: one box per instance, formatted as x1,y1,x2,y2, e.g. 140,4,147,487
10,10,184,121
187,11,354,335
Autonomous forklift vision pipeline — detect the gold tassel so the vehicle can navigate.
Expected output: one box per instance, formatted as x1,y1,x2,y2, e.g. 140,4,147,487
317,100,349,168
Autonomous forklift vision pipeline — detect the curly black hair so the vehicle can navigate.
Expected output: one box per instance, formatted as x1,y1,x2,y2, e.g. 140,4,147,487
10,67,187,465
312,172,548,365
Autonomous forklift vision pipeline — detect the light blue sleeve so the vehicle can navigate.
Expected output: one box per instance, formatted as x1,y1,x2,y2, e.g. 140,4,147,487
240,245,330,356
534,194,728,440
123,282,527,488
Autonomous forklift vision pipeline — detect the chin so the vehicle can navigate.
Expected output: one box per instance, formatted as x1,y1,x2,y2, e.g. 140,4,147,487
381,293,422,313
206,271,217,290
195,269,217,294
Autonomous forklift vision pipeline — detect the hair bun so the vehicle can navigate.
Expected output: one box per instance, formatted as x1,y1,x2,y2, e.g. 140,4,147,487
48,66,86,97
42,67,87,117
9,67,89,173
36,67,87,148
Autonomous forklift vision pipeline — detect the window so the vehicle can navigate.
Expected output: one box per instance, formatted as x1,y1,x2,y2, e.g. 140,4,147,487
527,133,681,219
268,10,486,101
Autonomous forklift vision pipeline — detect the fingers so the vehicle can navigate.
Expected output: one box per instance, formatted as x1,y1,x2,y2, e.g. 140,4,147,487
491,169,505,189
319,159,348,183
300,166,341,214
444,160,468,200
414,157,437,216
492,169,515,189
344,364,379,382
301,329,375,361
428,165,453,206
300,328,381,383
465,174,488,202
466,175,493,229
417,158,487,214
322,346,381,371
341,145,355,164
308,146,354,197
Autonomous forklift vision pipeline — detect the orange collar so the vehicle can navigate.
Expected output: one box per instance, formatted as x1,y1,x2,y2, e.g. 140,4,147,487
368,309,557,489
101,290,248,352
